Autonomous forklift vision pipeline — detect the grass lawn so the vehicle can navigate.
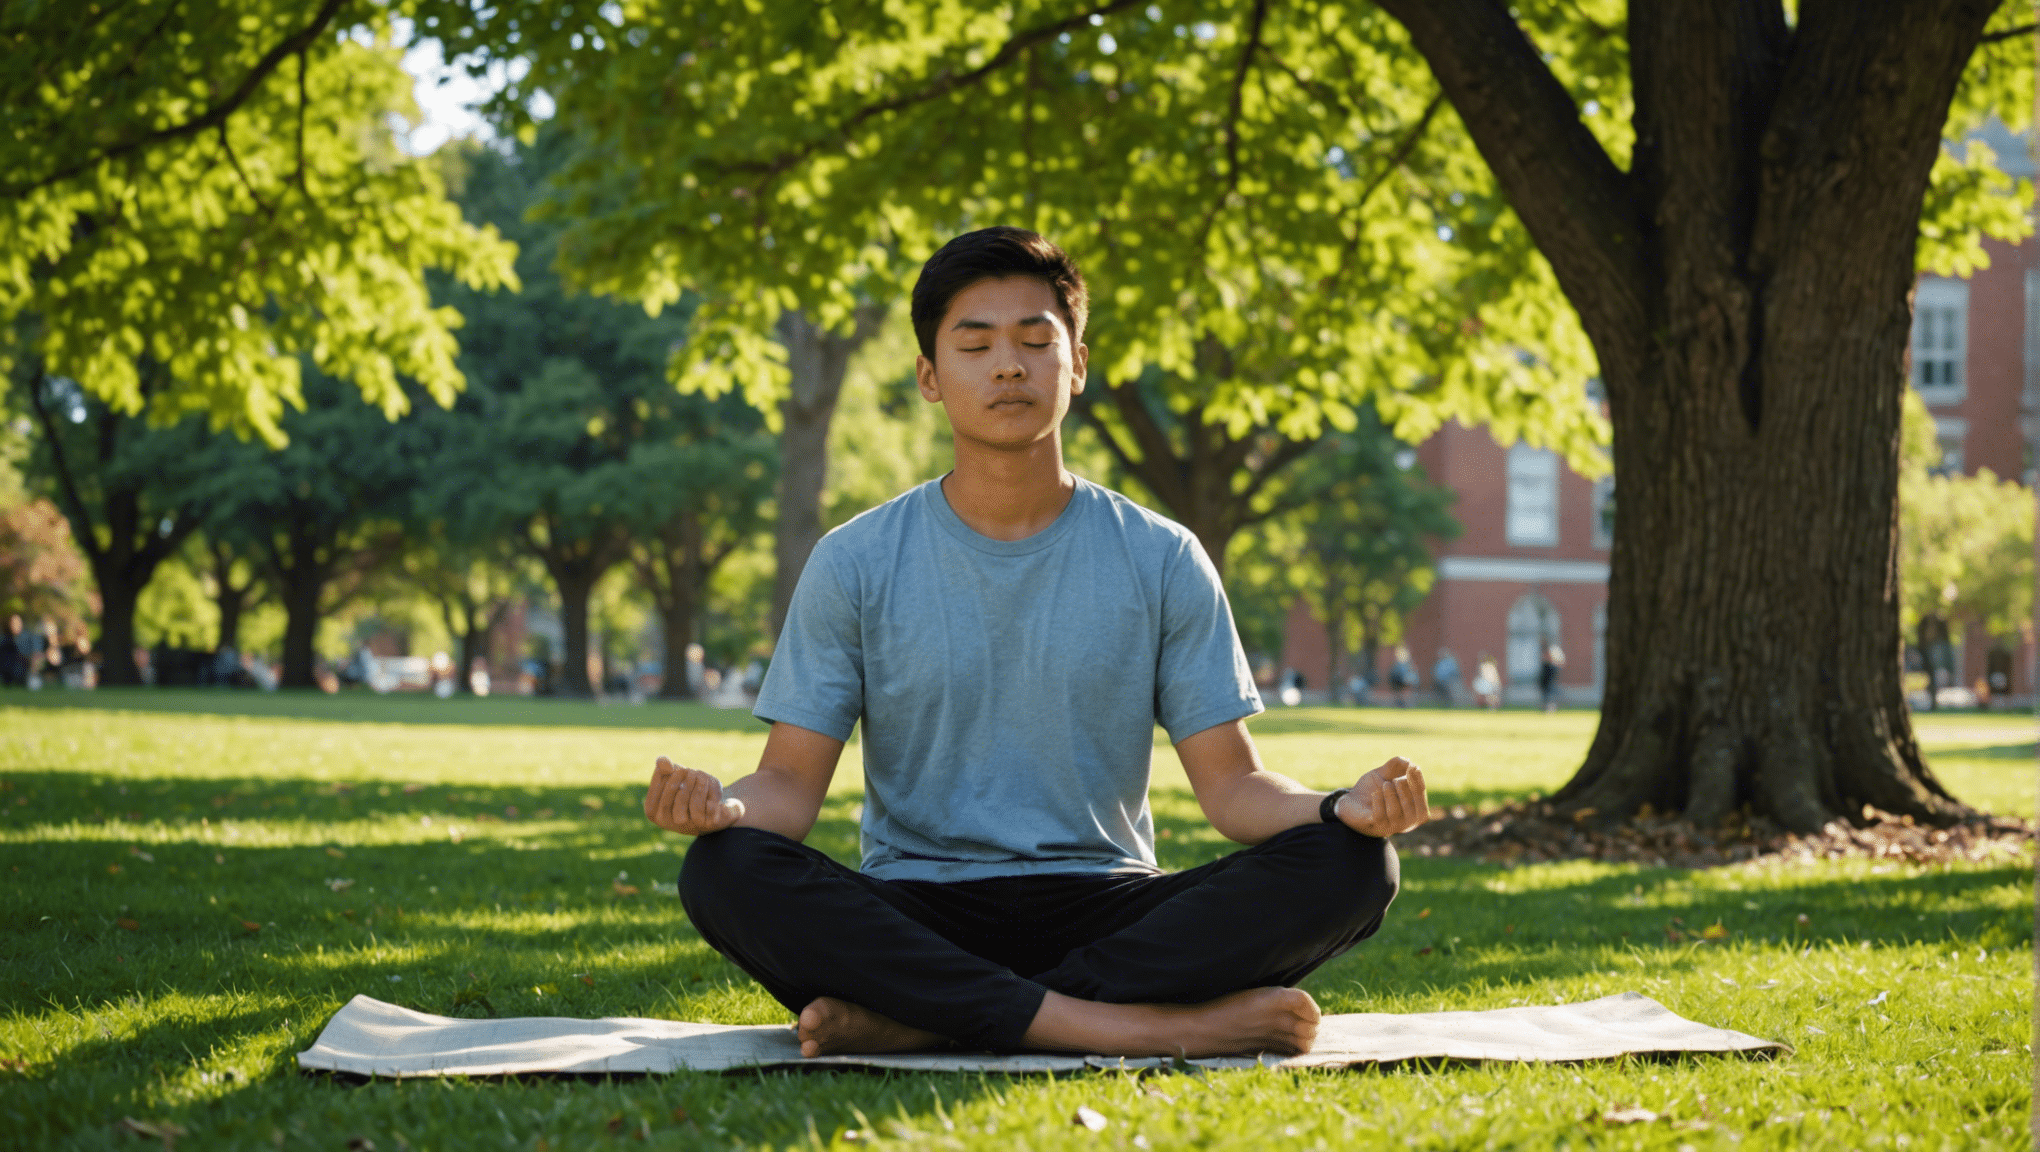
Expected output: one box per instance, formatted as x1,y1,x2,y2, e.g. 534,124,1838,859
1,691,2031,1149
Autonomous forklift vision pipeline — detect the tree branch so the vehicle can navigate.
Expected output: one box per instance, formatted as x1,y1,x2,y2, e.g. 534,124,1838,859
1979,21,2037,44
720,0,1149,179
1193,0,1271,255
3,0,352,198
22,368,107,568
1372,0,1649,354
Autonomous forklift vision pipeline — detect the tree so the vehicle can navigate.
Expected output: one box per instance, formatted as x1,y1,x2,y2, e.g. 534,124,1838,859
1231,414,1460,698
10,367,211,683
1362,0,2033,830
423,135,755,697
201,536,267,655
0,498,93,635
0,28,516,441
198,373,425,688
398,533,526,695
419,0,1607,590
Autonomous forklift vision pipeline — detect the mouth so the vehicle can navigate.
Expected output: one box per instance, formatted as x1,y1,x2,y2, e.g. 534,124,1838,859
988,395,1035,409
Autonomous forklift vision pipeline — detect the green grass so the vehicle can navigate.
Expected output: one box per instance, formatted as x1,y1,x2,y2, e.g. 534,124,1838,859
1,693,2031,1150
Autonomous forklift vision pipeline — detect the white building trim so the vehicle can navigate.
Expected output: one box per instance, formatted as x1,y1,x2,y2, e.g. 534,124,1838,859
1437,556,1610,584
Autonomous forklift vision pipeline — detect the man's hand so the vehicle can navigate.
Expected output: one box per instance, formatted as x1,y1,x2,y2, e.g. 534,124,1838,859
1335,756,1429,838
645,756,746,835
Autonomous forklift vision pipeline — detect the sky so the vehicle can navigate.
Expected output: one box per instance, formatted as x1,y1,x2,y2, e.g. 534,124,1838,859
398,34,495,154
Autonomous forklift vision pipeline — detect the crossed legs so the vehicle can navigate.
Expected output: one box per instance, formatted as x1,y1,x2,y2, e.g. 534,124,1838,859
678,823,1399,1056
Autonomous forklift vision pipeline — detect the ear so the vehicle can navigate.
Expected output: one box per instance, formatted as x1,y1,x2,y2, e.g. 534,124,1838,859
915,354,941,403
1069,340,1089,397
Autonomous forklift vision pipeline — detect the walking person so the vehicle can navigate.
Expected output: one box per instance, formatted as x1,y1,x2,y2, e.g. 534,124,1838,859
1538,644,1566,712
1471,652,1502,710
1387,645,1416,708
1430,648,1460,707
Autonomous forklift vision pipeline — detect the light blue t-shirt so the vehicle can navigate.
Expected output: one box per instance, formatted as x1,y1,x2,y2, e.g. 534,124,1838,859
753,477,1263,882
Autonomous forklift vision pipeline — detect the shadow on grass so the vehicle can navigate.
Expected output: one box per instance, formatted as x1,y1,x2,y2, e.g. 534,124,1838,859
0,687,768,731
1930,742,2039,760
5,766,2030,1137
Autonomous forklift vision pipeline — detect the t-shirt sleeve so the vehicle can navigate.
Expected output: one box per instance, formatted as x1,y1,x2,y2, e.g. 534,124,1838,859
752,539,864,741
1155,534,1265,742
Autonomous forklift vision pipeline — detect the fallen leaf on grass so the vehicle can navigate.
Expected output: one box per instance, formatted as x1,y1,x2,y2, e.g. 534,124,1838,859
239,921,262,934
128,847,154,863
576,974,595,987
1073,1106,1108,1132
401,784,425,794
116,918,139,932
1598,1106,1660,1125
612,880,639,896
1416,907,1430,919
120,1116,187,1149
107,865,122,875
326,878,355,892
1701,922,1730,941
326,848,346,859
670,1108,688,1124
213,854,224,865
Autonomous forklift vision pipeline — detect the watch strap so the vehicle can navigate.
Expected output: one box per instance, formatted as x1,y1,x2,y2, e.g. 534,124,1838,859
1320,788,1351,824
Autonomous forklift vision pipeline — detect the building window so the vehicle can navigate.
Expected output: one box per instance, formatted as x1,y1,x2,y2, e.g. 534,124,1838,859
1505,444,1560,546
1933,416,1967,475
1591,476,1614,550
1506,593,1559,684
1912,277,1967,405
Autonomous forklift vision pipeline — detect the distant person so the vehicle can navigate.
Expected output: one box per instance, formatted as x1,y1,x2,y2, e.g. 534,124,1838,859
0,614,24,687
1471,653,1501,710
21,617,52,689
60,632,95,689
1387,645,1416,708
1539,644,1566,712
1345,671,1372,707
1430,648,1460,707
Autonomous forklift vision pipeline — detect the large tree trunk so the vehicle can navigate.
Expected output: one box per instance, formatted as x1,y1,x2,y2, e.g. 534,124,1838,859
553,568,598,698
276,562,325,691
208,539,259,653
768,304,887,640
1378,0,1994,830
92,572,142,687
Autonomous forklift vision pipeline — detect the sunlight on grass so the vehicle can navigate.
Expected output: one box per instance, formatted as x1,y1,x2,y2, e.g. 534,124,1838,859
1,698,2030,1150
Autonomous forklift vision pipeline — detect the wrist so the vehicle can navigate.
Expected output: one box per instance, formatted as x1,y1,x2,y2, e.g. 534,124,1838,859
1319,788,1351,825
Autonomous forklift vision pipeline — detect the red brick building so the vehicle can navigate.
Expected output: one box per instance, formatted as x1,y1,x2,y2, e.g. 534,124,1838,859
1283,134,2037,706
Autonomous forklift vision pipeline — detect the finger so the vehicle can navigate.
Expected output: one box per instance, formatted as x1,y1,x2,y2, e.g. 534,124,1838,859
691,773,721,830
713,796,746,829
1402,768,1428,822
1378,756,1410,781
1376,779,1407,830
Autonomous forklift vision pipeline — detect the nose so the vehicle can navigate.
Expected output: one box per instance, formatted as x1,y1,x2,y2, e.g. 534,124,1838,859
993,352,1026,381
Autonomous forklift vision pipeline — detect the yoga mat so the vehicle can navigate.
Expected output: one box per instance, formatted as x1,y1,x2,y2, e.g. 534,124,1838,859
298,992,1784,1077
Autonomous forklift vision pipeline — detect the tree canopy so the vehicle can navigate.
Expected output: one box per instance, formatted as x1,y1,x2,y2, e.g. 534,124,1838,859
2,12,516,441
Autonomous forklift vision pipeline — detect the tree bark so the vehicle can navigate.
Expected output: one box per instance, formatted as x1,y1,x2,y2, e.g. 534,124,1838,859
207,539,260,653
1377,0,1996,830
769,303,887,640
270,522,329,691
530,521,628,698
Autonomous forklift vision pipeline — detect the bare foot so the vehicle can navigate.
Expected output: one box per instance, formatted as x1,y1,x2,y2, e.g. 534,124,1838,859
795,997,946,1058
1023,986,1320,1058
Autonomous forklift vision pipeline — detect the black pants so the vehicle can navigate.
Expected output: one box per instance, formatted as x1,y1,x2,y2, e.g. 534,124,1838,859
678,822,1399,1051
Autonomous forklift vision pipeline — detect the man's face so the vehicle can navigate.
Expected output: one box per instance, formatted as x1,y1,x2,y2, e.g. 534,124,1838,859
915,276,1088,452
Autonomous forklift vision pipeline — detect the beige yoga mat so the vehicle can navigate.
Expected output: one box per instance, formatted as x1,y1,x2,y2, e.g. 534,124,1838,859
297,992,1784,1077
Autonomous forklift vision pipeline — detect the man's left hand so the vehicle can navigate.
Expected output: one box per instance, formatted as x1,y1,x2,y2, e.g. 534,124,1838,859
1335,757,1429,837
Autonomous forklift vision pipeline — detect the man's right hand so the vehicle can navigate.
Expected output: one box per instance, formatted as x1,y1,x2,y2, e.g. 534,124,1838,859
645,756,746,835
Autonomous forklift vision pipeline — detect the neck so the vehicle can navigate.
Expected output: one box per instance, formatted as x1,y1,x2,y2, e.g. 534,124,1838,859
940,430,1075,541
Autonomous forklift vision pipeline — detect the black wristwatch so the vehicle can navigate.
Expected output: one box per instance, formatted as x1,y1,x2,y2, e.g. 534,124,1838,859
1320,788,1350,824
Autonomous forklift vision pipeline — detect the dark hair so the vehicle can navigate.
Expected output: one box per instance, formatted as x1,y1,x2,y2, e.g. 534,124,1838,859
910,227,1089,361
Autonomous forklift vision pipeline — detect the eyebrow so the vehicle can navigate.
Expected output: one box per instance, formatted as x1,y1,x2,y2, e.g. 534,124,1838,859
949,314,1057,332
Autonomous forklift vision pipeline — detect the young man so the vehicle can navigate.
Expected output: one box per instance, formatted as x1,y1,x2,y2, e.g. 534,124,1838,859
644,227,1428,1058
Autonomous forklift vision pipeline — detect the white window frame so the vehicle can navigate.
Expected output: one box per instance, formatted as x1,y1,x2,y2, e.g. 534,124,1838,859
1506,594,1559,685
1505,443,1561,547
1912,276,1968,406
1933,416,1968,475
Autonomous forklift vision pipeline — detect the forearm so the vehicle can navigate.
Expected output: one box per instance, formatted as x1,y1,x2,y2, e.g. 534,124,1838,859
1200,770,1328,845
723,766,829,841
